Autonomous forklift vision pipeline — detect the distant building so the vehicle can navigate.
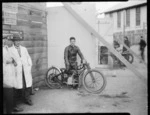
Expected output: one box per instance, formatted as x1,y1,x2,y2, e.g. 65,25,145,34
96,0,147,67
101,0,147,45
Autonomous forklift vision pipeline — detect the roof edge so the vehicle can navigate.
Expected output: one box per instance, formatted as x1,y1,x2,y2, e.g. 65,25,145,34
101,2,147,14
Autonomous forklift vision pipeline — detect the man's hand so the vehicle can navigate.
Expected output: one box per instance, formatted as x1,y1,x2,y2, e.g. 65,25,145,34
6,58,13,64
13,61,17,66
12,58,17,66
6,61,12,64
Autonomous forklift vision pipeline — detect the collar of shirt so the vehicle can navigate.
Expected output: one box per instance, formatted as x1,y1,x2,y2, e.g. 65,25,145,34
15,46,20,50
70,45,76,48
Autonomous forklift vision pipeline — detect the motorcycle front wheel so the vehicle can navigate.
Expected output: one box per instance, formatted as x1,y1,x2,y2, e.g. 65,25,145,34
82,69,106,94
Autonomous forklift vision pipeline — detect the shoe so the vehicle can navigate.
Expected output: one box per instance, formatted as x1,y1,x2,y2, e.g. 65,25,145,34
13,107,23,112
25,100,33,106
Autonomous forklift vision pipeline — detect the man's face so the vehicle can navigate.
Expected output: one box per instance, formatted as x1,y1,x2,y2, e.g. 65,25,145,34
14,40,20,47
70,39,76,46
7,40,13,47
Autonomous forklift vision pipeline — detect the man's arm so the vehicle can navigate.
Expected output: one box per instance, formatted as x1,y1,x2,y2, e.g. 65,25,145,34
64,47,69,65
77,46,84,62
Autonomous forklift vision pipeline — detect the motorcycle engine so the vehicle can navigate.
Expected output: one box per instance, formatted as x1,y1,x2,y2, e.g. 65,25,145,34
67,74,79,85
67,77,73,85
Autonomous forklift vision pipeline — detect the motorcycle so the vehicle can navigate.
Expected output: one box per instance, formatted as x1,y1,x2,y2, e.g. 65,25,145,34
111,50,134,67
45,61,107,94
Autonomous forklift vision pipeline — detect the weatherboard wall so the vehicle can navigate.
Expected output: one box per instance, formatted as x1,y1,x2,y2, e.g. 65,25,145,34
2,3,48,88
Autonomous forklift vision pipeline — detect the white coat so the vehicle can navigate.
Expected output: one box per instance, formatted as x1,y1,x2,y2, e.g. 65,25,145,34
9,45,33,89
3,45,17,88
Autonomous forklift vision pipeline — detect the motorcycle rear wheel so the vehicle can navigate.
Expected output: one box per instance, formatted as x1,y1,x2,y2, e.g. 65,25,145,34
45,67,62,89
128,53,134,64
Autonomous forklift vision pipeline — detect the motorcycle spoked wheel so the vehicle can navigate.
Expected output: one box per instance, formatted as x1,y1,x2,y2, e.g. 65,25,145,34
120,53,134,66
82,69,107,94
45,67,62,89
128,53,134,64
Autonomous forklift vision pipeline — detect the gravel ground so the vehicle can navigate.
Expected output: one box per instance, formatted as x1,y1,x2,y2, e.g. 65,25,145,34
15,45,147,114
17,66,147,115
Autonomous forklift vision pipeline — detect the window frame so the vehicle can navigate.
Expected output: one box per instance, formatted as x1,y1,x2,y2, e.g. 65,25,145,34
117,11,121,28
126,9,130,27
136,7,141,26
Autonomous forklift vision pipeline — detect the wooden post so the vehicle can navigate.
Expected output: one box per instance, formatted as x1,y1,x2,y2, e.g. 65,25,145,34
63,3,147,85
123,10,126,41
143,22,146,41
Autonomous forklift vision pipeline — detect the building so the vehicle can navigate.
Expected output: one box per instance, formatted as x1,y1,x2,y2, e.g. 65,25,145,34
2,3,48,88
96,0,147,67
47,2,98,68
96,17,113,67
102,0,147,45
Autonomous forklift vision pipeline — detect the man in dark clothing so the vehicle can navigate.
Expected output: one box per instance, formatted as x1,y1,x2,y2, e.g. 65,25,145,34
139,36,146,61
64,37,85,75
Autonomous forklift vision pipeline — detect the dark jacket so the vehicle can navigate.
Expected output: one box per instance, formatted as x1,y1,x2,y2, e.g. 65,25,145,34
123,39,130,52
64,45,84,65
139,39,146,50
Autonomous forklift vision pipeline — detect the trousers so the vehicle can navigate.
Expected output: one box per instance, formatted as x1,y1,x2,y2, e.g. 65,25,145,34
140,48,145,61
14,66,31,104
3,88,14,114
22,66,31,101
65,62,78,75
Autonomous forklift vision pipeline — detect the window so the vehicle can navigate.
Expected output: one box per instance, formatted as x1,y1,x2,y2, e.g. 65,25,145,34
117,11,121,28
126,9,130,27
136,7,141,26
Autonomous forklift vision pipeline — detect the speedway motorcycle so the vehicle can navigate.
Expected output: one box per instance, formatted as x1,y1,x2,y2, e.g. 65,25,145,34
45,61,107,94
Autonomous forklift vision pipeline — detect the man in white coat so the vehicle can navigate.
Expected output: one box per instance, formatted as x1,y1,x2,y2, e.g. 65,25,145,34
9,34,33,106
3,34,23,113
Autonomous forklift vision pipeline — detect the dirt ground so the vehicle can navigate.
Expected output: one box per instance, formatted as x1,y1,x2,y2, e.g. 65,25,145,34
17,62,147,115
16,45,147,114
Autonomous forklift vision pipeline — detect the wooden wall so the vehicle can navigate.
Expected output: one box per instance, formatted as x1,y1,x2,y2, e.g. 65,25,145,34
3,3,48,88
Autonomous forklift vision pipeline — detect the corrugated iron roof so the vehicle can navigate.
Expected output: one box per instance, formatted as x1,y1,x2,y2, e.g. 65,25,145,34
100,0,147,14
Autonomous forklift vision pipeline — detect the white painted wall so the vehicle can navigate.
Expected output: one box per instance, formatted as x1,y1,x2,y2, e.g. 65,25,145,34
95,17,114,67
47,6,97,69
98,18,113,36
69,2,97,31
97,18,114,52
